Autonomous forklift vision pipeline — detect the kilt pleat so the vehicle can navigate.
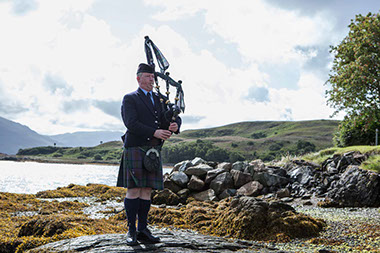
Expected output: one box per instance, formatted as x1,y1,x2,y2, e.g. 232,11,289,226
116,146,163,190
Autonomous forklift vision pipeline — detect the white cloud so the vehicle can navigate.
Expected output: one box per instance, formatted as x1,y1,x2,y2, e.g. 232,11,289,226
145,0,333,65
0,0,347,136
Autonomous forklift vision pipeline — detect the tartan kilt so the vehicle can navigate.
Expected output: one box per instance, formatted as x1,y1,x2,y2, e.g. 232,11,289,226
116,146,163,190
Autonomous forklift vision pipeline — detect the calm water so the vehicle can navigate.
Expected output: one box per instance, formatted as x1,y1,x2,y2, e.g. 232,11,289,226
0,161,172,194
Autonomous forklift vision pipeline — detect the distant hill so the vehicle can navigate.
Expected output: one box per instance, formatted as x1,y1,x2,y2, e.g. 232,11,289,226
0,116,56,155
165,120,340,162
48,131,124,147
16,119,340,163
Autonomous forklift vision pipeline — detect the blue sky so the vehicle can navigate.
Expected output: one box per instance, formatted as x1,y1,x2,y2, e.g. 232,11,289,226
0,0,378,135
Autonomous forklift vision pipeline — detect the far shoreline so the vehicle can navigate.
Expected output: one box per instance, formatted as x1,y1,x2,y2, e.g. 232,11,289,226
0,154,174,168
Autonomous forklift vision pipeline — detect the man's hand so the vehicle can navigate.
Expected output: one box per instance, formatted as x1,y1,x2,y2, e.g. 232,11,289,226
154,129,172,140
168,122,178,133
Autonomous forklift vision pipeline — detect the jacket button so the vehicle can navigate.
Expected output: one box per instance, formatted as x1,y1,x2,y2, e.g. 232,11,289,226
147,138,150,140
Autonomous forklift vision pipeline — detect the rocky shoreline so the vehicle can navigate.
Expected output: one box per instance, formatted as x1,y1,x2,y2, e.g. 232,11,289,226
155,151,379,208
0,150,379,252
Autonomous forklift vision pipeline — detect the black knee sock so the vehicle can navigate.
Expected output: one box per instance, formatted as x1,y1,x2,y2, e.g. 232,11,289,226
137,199,151,231
124,198,140,232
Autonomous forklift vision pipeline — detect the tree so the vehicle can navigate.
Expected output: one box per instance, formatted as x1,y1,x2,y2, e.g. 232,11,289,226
326,12,380,146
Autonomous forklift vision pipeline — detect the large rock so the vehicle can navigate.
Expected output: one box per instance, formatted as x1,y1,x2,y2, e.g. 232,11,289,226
205,168,226,184
237,181,263,196
249,159,266,172
193,189,218,202
179,161,194,173
187,175,205,191
253,172,288,187
230,169,253,188
152,189,180,205
177,188,190,200
216,162,232,171
231,161,248,172
191,157,205,166
173,160,189,172
210,172,234,195
212,196,325,240
29,229,254,253
326,165,380,207
170,172,189,187
275,188,291,198
185,164,214,177
164,178,182,193
288,166,314,185
218,189,237,200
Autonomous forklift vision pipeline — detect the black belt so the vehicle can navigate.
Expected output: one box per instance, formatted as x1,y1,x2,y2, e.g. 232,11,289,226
147,138,161,146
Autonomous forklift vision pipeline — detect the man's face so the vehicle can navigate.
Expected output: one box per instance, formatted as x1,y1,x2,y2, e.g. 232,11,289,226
137,73,155,91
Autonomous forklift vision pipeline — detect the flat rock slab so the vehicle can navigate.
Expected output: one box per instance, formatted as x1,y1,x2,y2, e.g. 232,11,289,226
28,227,277,253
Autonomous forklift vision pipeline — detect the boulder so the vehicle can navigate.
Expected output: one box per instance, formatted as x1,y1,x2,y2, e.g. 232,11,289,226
218,188,237,200
170,172,189,187
173,160,189,173
231,161,248,172
179,161,194,173
216,162,232,171
253,172,288,187
205,168,226,184
210,172,234,195
152,189,180,205
191,157,205,166
230,169,253,188
177,188,190,200
185,164,214,177
215,196,325,240
187,175,205,191
275,188,291,198
288,166,313,186
193,189,218,202
249,159,266,172
326,165,380,207
237,181,263,197
164,178,182,193
206,161,218,168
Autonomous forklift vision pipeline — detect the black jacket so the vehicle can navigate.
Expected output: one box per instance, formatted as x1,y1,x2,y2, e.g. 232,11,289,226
121,88,181,147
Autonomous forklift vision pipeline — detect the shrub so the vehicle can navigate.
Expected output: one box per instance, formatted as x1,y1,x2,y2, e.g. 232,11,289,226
251,132,267,139
94,154,103,160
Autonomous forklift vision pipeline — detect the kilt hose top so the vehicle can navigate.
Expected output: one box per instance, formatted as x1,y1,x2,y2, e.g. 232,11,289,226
117,146,164,190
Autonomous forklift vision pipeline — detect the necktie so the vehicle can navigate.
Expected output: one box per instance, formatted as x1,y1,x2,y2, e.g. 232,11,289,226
147,92,155,107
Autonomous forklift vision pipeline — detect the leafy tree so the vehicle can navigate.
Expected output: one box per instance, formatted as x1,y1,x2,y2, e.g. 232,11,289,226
326,12,380,145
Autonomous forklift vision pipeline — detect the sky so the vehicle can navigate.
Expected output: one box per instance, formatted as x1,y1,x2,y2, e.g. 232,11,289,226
0,0,379,135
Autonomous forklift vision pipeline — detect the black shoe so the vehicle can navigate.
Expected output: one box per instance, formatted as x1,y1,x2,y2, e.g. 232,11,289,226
126,230,138,246
137,228,160,243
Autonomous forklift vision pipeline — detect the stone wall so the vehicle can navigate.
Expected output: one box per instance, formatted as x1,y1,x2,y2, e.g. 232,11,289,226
153,152,380,207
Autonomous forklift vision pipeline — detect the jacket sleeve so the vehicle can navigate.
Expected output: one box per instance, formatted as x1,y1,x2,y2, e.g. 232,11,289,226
122,95,156,138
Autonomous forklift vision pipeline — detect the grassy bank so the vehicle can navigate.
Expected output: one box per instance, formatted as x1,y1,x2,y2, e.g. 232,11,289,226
302,146,380,172
16,141,123,165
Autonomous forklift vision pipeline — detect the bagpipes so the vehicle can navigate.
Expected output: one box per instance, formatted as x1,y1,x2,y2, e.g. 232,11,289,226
144,36,185,127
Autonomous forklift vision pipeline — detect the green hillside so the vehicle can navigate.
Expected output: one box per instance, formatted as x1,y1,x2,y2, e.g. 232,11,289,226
165,120,340,162
16,120,340,163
